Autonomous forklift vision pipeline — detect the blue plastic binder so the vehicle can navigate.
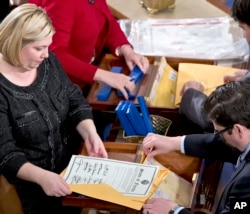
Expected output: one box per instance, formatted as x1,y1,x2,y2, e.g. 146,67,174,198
118,65,144,99
137,96,155,133
115,101,137,136
125,102,148,136
97,66,123,101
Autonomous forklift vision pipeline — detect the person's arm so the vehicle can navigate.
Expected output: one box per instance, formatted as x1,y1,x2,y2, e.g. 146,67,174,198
17,162,71,197
241,70,250,83
142,131,239,164
49,52,108,158
142,198,191,214
17,52,106,197
179,81,213,131
100,0,130,56
224,69,248,83
76,119,108,158
184,134,240,163
93,68,136,100
142,133,182,160
29,0,98,85
0,84,71,197
179,88,213,131
101,0,149,73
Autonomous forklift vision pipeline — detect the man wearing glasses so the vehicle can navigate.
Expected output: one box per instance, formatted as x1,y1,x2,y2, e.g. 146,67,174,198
179,0,250,132
142,81,250,214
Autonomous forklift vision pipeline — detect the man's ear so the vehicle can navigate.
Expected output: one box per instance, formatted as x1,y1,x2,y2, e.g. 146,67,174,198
233,124,246,138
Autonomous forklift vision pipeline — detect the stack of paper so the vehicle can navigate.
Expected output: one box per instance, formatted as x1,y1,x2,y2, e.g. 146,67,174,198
61,154,196,210
62,155,168,210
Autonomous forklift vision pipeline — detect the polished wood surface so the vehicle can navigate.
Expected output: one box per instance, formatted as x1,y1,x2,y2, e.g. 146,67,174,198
207,0,231,14
87,54,215,112
62,142,144,214
62,142,139,214
107,0,228,19
63,142,202,213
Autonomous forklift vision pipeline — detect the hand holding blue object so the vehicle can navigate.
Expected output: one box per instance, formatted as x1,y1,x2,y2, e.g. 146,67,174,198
118,65,144,99
97,66,123,101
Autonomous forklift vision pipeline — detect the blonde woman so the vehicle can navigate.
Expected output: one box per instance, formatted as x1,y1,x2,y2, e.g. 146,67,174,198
0,4,107,213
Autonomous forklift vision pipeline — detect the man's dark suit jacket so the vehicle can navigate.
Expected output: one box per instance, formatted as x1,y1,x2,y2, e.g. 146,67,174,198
179,72,250,131
179,133,250,214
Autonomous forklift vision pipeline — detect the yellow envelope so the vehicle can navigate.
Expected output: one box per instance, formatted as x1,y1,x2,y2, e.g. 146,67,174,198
175,63,238,106
147,57,178,108
61,168,168,210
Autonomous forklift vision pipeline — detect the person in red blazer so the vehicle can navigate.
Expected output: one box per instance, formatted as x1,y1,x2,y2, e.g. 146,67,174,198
28,0,149,99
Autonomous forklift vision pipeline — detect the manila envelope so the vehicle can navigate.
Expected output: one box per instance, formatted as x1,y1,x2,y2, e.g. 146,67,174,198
175,63,238,106
61,168,169,210
148,60,178,108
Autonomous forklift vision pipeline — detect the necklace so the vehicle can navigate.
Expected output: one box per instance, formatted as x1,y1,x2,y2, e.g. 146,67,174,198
88,0,94,4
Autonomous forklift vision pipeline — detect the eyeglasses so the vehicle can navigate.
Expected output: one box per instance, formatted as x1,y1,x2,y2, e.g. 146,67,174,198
214,127,232,136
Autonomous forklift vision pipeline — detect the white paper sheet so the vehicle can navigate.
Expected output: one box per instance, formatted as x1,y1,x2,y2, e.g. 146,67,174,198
63,155,159,197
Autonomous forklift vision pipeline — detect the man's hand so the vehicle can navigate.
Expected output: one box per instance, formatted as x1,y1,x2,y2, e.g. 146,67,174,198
224,69,248,83
180,81,204,96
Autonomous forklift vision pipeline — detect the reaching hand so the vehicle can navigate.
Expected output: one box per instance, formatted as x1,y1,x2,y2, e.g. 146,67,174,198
142,198,177,214
94,69,136,100
84,131,108,158
180,80,204,96
121,45,149,73
142,133,181,160
224,69,248,83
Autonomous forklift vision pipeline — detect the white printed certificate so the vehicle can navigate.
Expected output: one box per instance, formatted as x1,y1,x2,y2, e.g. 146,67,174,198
63,155,159,197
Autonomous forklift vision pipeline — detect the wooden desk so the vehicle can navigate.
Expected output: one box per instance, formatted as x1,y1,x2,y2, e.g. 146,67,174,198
88,54,250,114
207,0,231,14
63,138,223,214
107,0,228,19
62,142,202,213
87,54,215,113
63,142,141,214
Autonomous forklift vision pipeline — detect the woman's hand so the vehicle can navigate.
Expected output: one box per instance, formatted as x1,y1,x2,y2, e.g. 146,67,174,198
76,119,108,158
38,170,72,197
120,45,149,73
84,131,108,158
17,163,72,197
94,69,136,100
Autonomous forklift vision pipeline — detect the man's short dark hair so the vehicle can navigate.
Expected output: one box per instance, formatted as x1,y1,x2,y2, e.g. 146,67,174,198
204,81,250,128
232,0,250,26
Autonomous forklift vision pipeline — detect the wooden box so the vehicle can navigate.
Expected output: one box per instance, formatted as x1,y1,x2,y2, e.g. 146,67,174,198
87,54,215,112
62,142,203,213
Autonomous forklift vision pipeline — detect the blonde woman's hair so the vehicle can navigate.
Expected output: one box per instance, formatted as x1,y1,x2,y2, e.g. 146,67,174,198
0,3,55,67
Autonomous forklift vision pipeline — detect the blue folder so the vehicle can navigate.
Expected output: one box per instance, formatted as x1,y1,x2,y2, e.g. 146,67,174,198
115,101,137,136
137,96,155,133
125,102,148,136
